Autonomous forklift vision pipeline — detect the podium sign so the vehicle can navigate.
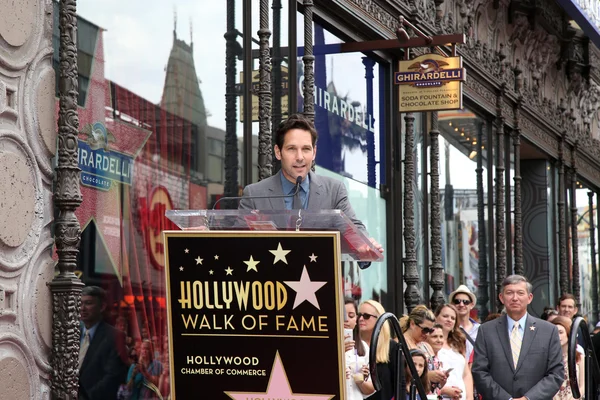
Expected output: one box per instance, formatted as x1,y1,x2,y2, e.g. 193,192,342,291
164,231,345,399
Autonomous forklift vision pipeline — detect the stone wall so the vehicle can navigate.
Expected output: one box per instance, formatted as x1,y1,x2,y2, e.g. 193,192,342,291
0,0,55,398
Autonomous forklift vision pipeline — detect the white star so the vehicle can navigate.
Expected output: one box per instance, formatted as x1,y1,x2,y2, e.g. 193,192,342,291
244,256,260,272
530,326,536,331
225,266,233,275
195,256,203,265
179,266,184,271
269,242,291,265
284,266,327,310
184,249,189,254
214,255,219,260
209,270,214,275
309,253,318,262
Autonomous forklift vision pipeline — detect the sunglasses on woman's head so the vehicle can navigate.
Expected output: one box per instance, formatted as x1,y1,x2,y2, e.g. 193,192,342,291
416,323,435,335
453,298,472,305
357,312,377,320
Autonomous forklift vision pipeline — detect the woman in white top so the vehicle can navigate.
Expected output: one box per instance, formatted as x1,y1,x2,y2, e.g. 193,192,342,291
344,297,375,400
434,304,474,400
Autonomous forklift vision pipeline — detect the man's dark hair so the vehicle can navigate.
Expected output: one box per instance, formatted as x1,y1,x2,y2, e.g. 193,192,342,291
557,293,576,306
82,285,107,305
274,113,318,149
541,306,559,320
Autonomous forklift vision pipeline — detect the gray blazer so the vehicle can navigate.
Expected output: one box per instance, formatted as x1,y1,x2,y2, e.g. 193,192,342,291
472,313,564,400
239,170,367,234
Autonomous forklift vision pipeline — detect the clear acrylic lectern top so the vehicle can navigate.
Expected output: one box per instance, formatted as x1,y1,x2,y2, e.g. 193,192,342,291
165,209,383,262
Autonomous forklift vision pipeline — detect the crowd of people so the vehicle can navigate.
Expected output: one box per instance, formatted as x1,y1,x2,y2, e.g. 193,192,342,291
76,274,590,400
343,275,590,400
78,286,169,400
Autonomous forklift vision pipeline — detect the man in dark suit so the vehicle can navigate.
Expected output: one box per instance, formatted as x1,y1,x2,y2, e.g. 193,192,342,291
239,113,383,253
472,275,564,400
79,286,128,400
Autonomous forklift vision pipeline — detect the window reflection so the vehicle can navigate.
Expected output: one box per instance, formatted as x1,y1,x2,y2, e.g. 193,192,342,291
438,110,488,299
575,186,596,323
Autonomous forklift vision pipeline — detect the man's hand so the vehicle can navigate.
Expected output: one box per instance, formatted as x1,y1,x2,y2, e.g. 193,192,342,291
369,237,384,253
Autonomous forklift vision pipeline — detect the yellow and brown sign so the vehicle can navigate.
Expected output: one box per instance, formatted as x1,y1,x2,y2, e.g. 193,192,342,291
396,53,466,113
164,231,345,399
240,66,289,122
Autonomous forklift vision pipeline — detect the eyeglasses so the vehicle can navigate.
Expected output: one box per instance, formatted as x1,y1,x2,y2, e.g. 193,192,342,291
416,324,435,335
453,298,472,306
357,312,377,320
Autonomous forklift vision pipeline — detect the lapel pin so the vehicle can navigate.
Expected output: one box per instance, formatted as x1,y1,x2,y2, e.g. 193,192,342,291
530,326,536,331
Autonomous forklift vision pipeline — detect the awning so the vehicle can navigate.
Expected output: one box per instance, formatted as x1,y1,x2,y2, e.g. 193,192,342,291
556,0,600,49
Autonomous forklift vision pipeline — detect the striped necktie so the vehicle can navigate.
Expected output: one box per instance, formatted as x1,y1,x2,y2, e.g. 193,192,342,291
510,323,522,368
79,330,90,369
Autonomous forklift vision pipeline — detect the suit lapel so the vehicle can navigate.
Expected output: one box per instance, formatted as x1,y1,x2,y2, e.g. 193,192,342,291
516,314,537,372
496,315,515,372
268,171,286,210
307,172,324,211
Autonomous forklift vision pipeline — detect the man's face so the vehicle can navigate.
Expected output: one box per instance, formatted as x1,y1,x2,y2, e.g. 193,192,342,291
499,282,532,318
80,295,105,327
452,293,474,317
274,128,316,184
558,299,578,318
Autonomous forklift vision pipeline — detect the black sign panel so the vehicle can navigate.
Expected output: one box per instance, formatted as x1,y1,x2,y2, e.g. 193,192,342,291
164,231,345,399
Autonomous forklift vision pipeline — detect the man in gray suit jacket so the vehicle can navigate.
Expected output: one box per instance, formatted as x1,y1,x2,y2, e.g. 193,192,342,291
239,114,383,253
472,275,564,400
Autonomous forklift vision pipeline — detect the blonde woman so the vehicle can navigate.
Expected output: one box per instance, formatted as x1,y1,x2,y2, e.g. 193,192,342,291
358,300,398,400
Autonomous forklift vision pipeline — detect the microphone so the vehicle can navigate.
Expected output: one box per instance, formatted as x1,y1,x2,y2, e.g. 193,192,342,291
213,175,303,210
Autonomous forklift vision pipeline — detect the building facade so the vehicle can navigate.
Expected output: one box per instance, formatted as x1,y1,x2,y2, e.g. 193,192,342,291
1,0,600,397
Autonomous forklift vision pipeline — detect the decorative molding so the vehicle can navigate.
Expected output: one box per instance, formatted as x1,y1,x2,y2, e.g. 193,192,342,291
224,0,239,199
520,116,559,158
303,0,315,123
495,88,507,312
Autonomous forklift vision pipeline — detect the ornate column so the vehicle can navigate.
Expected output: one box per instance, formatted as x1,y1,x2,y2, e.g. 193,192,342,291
363,57,376,188
257,0,272,180
50,0,85,397
589,191,598,322
271,0,282,174
302,0,315,122
429,112,444,310
476,121,489,319
570,143,580,307
512,100,523,275
558,131,569,295
495,87,506,311
404,112,420,311
224,0,239,198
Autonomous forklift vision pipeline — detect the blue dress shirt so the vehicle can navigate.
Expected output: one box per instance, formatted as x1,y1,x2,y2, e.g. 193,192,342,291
281,173,310,210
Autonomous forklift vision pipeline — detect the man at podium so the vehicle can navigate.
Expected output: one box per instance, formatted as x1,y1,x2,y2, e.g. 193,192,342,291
239,113,383,255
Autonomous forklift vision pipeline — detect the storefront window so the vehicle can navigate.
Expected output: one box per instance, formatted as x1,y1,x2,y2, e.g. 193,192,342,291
576,186,596,324
438,110,489,299
296,17,389,303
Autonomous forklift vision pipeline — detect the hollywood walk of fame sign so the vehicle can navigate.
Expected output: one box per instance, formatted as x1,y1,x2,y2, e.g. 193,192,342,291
163,231,346,400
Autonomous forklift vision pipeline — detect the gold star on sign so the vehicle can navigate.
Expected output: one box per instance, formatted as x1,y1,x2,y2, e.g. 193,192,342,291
179,266,184,271
184,249,189,254
225,266,233,275
244,256,260,272
309,253,318,262
214,255,219,260
269,242,291,265
209,270,214,275
195,256,203,265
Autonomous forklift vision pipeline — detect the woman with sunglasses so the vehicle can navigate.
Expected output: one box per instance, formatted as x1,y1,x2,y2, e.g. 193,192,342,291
344,297,375,400
434,304,473,400
358,300,399,400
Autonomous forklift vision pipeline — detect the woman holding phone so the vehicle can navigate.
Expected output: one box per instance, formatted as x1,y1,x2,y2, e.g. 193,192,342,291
434,304,473,400
344,297,375,399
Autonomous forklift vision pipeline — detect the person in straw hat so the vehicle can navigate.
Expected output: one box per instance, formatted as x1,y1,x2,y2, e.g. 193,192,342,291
449,284,479,362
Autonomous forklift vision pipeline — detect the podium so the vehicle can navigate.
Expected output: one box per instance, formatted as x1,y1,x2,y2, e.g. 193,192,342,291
163,210,382,399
